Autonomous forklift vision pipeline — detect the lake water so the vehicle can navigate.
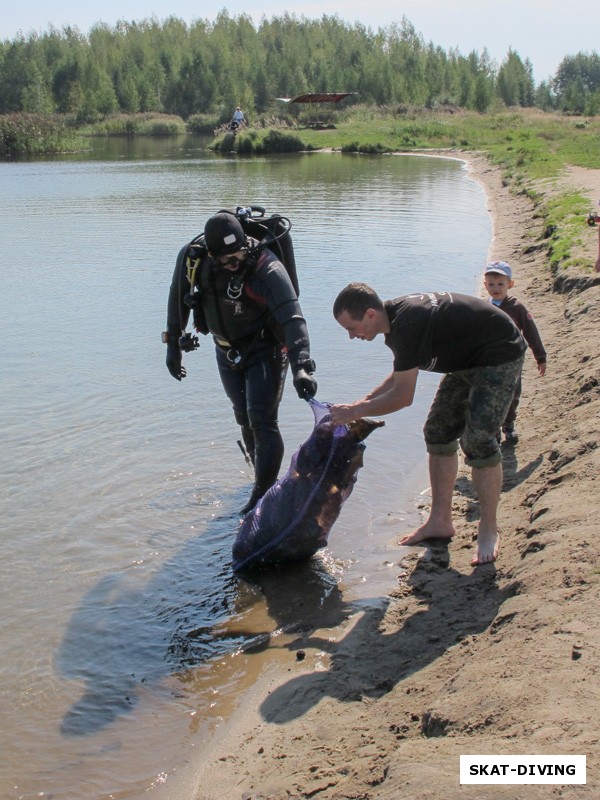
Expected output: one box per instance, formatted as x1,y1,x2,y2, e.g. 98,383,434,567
0,135,490,799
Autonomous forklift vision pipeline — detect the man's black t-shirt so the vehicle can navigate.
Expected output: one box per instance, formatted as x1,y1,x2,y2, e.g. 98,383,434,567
384,291,526,373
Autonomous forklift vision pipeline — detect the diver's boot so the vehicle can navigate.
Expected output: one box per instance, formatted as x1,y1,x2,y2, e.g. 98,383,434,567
240,487,263,516
240,472,279,515
240,466,280,515
240,426,283,515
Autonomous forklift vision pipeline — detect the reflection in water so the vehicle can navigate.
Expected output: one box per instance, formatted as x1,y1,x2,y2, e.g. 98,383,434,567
216,560,353,653
57,500,239,737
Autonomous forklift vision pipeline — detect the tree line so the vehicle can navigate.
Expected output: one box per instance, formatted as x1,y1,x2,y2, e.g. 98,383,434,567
0,13,598,123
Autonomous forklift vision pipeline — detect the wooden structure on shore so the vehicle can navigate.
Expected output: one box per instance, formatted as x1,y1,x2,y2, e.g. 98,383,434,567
275,92,356,128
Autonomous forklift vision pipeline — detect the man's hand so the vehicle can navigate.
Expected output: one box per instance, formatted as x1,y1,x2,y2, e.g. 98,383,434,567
166,343,187,381
329,404,361,426
293,368,317,400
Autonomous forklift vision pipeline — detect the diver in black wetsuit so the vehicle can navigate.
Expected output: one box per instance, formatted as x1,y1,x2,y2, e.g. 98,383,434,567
164,211,317,514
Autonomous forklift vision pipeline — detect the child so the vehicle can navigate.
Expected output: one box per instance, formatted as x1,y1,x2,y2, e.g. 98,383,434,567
483,261,547,444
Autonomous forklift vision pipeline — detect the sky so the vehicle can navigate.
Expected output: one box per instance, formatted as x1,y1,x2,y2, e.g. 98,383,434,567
1,1,595,84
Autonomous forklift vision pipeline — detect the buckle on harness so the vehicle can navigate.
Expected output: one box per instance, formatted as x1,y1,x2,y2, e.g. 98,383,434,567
227,348,242,365
214,335,242,366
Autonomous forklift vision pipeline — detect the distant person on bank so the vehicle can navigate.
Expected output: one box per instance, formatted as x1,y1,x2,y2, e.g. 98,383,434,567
329,283,526,566
231,107,245,127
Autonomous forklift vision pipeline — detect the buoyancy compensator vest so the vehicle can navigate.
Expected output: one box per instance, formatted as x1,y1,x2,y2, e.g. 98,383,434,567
180,205,299,336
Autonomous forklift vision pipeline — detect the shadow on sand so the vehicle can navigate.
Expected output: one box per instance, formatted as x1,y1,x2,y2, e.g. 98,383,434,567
260,546,518,724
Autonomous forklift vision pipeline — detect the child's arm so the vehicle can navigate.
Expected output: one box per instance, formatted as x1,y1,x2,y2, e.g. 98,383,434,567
515,300,547,375
595,226,600,273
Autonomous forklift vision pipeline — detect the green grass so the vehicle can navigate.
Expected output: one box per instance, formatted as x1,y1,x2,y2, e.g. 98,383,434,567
544,193,591,269
82,112,187,136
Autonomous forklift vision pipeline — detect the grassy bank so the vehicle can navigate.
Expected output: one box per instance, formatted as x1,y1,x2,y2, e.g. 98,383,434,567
217,106,600,169
214,107,600,281
0,113,86,158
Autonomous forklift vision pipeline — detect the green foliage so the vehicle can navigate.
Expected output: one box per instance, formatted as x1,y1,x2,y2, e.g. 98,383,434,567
213,127,306,154
187,112,222,134
212,131,240,152
341,141,390,153
0,14,576,122
255,129,305,152
496,49,535,107
554,52,600,113
0,112,84,156
84,112,186,136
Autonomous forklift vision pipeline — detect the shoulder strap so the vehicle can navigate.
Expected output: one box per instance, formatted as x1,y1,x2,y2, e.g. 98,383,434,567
243,250,270,306
184,235,207,287
181,236,209,334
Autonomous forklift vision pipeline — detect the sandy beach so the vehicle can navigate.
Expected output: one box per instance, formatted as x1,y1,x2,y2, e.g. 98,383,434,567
191,152,600,800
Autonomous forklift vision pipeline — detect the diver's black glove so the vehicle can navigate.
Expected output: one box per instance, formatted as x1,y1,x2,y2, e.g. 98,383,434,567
166,341,186,381
293,369,317,399
292,359,317,400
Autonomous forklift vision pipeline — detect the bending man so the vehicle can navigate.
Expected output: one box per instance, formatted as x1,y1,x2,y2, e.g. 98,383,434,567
329,283,526,565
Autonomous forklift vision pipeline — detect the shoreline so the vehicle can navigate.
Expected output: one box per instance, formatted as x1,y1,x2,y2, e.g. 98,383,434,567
190,151,600,800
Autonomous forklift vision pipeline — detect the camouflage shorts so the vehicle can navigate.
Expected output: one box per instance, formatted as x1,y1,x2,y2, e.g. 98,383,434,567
423,354,525,468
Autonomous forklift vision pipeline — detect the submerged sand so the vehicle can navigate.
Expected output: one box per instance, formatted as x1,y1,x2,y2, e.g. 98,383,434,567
191,152,600,800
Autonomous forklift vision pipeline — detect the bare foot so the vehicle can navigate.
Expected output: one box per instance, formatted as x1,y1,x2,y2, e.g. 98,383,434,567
471,525,499,566
399,519,455,546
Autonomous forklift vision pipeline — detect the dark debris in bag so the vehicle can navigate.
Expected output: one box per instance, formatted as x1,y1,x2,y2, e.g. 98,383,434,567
232,399,384,573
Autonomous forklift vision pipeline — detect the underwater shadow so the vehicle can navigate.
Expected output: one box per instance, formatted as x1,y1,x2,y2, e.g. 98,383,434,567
260,548,516,724
56,494,351,738
198,560,354,657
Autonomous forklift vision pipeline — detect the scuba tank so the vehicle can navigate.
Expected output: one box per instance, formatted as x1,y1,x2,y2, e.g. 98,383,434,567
232,206,300,296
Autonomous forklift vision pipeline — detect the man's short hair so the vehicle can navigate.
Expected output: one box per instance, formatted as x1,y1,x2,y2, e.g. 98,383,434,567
333,282,384,321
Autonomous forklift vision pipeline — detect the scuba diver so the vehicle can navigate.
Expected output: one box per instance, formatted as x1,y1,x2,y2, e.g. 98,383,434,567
164,209,317,514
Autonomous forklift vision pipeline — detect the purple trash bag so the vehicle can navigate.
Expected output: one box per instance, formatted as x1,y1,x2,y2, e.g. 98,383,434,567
232,399,384,572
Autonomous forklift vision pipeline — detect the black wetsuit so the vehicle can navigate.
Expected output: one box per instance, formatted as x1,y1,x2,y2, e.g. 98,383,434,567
166,237,313,508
